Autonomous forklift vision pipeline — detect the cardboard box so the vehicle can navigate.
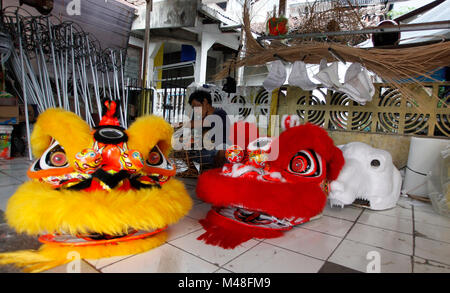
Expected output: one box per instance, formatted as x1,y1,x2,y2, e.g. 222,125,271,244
0,97,19,125
19,104,37,123
0,97,18,106
0,105,19,125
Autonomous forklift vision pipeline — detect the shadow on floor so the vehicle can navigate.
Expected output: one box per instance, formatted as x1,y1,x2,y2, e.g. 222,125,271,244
0,209,42,273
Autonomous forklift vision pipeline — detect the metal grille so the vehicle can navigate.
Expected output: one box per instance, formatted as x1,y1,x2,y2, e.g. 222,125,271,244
152,61,194,124
283,82,450,137
153,85,187,125
206,86,272,134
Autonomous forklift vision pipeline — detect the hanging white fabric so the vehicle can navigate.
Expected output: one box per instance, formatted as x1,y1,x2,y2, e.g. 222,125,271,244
288,61,317,91
338,63,375,105
313,59,343,89
263,60,287,93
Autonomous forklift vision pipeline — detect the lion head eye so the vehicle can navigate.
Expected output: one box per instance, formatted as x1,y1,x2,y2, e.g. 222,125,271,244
49,151,67,167
147,150,162,165
31,140,70,172
287,150,322,177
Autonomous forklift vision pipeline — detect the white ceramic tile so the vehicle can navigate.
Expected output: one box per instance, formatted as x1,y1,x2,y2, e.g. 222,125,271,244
0,184,21,211
6,157,32,163
364,206,412,221
2,169,29,179
0,162,30,171
101,243,220,273
182,185,201,201
301,215,353,237
169,229,259,267
346,223,413,255
414,210,450,228
187,202,212,220
224,242,324,273
43,260,99,273
329,239,412,273
413,256,450,273
192,199,203,205
414,221,450,243
411,202,437,214
0,173,22,187
415,237,450,265
85,255,136,270
184,184,198,191
166,217,202,242
176,177,198,187
87,217,201,269
323,204,362,222
264,227,341,260
0,158,30,165
396,196,433,211
214,268,233,273
396,196,414,209
358,210,413,234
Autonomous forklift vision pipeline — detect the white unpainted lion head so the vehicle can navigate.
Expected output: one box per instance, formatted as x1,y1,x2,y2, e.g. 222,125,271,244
329,142,402,210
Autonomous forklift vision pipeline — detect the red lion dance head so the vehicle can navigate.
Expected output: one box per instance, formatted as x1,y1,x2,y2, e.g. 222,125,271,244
195,119,345,249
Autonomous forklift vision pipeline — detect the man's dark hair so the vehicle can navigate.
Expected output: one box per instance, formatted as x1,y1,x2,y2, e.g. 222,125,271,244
188,90,212,106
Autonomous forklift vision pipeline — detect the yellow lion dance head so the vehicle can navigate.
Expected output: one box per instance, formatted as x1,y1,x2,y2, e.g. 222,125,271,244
0,108,192,272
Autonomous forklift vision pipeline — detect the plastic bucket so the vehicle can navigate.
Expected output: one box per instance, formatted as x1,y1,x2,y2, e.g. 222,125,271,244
0,125,13,159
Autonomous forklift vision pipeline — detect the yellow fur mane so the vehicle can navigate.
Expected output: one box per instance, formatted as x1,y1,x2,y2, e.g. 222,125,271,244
0,233,167,273
31,108,93,166
6,178,192,236
126,115,174,157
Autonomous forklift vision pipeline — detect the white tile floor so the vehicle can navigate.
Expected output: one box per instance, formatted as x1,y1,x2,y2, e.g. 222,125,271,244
1,157,450,273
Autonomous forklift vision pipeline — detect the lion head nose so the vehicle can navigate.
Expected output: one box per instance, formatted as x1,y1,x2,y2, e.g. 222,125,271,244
74,148,103,174
120,150,144,173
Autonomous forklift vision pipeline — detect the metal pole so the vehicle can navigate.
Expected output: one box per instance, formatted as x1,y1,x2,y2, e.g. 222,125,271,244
120,50,127,127
17,15,33,161
70,25,80,116
257,20,450,41
87,36,101,120
141,0,152,115
48,19,62,107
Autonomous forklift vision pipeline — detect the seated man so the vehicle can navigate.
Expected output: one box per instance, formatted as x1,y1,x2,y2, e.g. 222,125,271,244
187,90,230,168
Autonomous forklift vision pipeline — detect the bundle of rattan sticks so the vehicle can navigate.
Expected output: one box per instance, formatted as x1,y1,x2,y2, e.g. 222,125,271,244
216,2,450,110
